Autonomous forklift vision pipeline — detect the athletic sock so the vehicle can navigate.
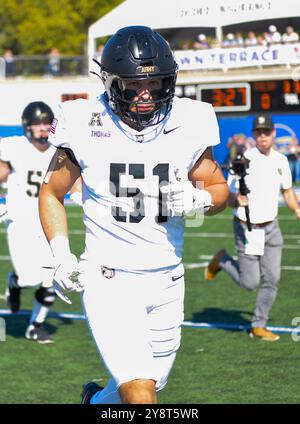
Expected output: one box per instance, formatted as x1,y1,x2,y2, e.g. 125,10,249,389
29,301,49,325
90,378,122,404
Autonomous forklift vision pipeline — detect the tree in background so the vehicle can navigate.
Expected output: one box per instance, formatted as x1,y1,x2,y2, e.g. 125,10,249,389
0,0,122,55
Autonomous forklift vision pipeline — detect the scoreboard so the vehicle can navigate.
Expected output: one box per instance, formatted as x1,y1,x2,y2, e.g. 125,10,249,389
176,80,300,112
251,80,300,111
198,83,250,112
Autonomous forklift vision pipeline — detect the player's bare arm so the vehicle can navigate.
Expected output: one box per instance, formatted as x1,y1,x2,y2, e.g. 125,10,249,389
40,148,83,304
0,161,10,222
188,147,229,215
0,160,11,182
281,187,300,220
39,148,81,241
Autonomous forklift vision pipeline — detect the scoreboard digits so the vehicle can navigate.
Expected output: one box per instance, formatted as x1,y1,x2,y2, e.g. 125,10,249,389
198,83,251,112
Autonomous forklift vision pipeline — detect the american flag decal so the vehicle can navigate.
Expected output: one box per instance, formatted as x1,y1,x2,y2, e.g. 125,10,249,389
50,118,58,134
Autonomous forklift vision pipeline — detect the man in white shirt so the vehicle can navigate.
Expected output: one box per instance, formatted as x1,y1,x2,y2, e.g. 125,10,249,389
268,25,282,44
0,102,57,343
39,26,229,404
205,114,300,341
282,26,299,44
244,31,258,47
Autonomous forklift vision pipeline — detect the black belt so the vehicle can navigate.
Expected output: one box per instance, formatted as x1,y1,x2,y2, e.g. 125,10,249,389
235,217,273,228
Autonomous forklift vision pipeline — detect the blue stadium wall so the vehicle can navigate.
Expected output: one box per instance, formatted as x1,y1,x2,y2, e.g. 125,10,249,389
215,114,300,164
0,126,24,137
1,113,300,165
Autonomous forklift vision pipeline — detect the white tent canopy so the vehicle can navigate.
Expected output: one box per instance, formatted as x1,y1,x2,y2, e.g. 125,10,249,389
88,0,300,58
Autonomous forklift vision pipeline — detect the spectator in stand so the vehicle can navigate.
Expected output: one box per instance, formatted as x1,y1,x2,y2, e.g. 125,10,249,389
222,33,236,48
268,25,281,44
193,34,210,50
282,26,299,44
263,31,272,45
244,31,258,47
235,32,244,47
46,47,61,76
181,40,192,50
257,35,268,46
210,38,221,49
3,49,15,77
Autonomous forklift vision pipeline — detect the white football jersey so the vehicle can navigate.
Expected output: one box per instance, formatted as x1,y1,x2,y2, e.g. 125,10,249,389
49,95,220,270
0,136,56,223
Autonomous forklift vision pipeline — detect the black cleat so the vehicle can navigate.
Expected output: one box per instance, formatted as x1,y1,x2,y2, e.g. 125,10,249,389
25,323,54,344
6,272,21,313
81,382,104,404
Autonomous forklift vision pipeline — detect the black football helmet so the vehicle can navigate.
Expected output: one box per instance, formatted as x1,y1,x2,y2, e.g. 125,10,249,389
22,101,54,143
99,26,178,131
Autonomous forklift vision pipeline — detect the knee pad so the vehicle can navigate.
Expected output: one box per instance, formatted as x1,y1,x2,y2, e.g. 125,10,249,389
35,287,56,307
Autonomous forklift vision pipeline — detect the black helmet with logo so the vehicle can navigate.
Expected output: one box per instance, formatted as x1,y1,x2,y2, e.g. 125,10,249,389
100,26,178,130
22,101,54,143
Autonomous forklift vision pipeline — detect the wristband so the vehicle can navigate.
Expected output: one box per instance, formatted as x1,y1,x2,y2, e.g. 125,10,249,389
49,236,71,259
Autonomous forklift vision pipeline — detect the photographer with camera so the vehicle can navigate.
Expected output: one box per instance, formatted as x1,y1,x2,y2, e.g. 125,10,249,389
205,114,300,341
224,153,252,231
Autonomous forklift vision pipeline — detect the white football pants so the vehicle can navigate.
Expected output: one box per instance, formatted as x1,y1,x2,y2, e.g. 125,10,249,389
6,219,54,288
80,262,185,391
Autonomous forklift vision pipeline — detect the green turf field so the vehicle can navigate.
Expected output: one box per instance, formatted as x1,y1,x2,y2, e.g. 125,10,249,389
0,206,299,404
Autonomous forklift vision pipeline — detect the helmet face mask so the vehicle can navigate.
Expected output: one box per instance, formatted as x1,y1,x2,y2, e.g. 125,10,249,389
28,122,51,144
100,26,178,131
108,75,175,129
22,101,54,144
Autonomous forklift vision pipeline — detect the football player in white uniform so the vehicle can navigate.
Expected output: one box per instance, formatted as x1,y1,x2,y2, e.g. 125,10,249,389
39,26,229,403
0,102,57,344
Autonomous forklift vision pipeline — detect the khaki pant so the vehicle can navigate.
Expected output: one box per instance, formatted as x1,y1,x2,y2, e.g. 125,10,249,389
220,219,283,327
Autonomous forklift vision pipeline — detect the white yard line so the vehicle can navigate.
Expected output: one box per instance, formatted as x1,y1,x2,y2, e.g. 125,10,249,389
0,308,297,335
185,232,300,239
1,228,299,239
